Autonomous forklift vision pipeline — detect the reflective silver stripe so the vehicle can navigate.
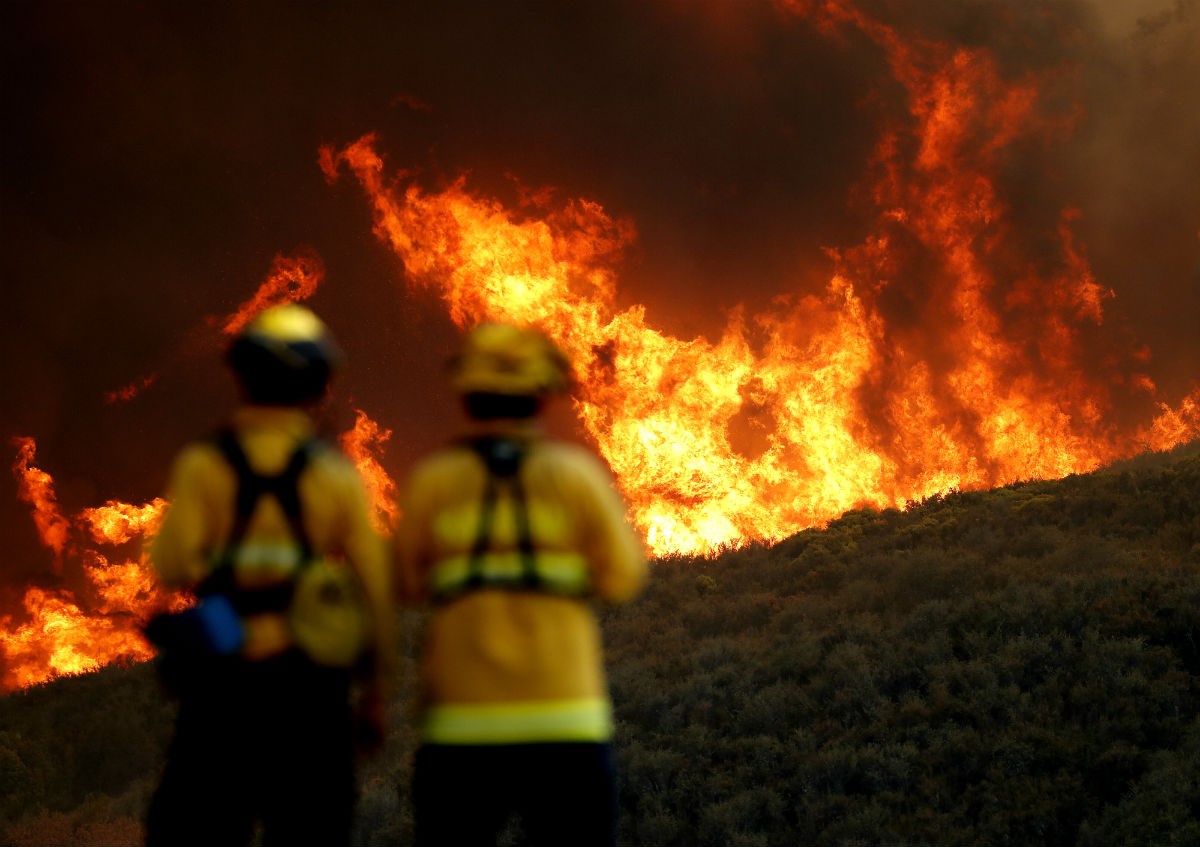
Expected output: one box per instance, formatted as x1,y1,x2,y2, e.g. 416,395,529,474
229,543,304,570
431,551,590,597
423,698,613,744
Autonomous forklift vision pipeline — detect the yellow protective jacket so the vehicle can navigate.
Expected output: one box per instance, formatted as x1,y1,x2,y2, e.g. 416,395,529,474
395,420,646,745
150,407,394,690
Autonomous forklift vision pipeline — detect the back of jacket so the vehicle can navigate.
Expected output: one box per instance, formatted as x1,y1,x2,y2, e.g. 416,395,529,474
395,426,646,745
151,406,392,668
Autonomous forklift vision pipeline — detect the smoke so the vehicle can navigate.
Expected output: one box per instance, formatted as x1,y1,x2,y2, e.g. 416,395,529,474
1071,1,1200,396
2,0,1197,590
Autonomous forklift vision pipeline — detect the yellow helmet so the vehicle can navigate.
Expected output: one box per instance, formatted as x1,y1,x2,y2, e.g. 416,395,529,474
450,323,570,397
227,303,341,405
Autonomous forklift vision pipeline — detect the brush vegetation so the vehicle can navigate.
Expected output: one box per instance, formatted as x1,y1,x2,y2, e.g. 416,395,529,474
3,443,1199,846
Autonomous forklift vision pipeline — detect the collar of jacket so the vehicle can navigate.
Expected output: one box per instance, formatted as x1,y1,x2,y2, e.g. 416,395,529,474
460,417,544,441
229,405,316,438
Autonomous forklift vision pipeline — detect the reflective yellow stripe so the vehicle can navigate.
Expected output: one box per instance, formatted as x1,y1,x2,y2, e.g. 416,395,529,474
430,551,590,597
229,542,303,568
222,542,304,585
423,698,613,744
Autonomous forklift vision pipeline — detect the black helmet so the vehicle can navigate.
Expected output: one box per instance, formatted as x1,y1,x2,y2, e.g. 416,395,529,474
226,304,341,405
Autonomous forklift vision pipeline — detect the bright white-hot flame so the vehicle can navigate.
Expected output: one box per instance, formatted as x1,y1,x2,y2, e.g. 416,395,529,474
320,1,1200,556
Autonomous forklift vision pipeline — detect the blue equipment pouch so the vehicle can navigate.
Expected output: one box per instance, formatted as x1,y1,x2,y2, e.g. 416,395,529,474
144,595,245,657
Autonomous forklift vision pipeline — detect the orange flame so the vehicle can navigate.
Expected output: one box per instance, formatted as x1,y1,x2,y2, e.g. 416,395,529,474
221,249,326,336
8,1,1199,683
1147,390,1200,453
80,499,169,547
322,1,1200,557
104,373,158,405
2,440,172,690
0,588,150,687
11,436,71,560
339,409,400,535
322,135,906,553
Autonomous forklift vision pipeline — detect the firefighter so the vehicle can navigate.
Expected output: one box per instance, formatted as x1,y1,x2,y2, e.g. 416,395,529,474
394,322,647,847
144,303,394,847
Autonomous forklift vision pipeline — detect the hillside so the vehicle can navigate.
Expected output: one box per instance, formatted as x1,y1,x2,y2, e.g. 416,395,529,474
2,444,1199,846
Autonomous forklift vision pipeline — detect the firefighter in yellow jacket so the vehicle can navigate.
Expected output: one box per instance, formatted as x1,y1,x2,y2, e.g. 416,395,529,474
144,304,394,847
395,323,647,847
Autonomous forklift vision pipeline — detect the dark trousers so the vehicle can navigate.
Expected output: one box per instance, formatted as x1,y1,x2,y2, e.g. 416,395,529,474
145,652,355,847
413,742,618,847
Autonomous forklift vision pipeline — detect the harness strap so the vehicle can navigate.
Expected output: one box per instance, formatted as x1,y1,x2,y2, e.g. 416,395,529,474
511,471,539,588
462,466,538,592
213,429,315,560
437,437,556,602
198,429,318,613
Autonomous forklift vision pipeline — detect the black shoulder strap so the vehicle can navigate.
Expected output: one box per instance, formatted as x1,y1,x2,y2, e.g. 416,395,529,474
470,436,525,478
212,428,316,563
462,437,539,591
